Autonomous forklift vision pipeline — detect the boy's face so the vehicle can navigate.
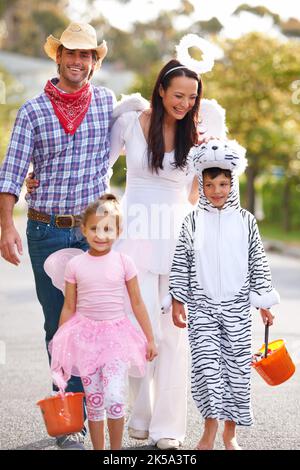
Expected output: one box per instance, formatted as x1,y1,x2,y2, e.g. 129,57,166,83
203,173,231,209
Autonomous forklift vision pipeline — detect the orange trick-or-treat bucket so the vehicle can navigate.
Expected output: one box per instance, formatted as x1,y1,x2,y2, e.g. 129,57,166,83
252,329,296,386
37,392,84,437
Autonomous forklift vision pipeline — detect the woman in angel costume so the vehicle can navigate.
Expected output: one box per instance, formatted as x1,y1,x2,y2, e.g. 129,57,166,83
109,34,227,449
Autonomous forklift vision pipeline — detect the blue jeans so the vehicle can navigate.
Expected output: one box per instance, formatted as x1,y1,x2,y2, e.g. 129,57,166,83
26,217,89,395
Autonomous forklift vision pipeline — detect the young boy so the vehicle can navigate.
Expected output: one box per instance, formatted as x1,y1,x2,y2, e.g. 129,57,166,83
169,140,279,450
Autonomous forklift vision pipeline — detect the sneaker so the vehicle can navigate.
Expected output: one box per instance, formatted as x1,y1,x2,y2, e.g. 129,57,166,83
56,432,85,450
156,438,180,450
128,427,149,440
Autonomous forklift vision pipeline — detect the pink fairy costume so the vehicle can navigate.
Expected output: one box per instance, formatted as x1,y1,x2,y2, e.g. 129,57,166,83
46,248,147,421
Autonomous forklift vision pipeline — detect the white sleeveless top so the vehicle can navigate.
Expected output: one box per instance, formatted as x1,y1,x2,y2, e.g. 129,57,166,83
109,111,194,274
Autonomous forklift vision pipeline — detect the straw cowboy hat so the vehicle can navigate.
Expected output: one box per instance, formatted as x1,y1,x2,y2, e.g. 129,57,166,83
44,22,107,69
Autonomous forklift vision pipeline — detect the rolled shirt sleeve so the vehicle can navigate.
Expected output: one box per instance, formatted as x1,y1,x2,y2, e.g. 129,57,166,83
0,106,34,199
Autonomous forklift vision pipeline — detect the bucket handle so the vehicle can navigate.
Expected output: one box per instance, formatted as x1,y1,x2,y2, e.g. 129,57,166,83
264,322,269,358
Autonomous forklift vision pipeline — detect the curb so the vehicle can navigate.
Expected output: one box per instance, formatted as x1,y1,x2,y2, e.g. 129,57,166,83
263,238,300,259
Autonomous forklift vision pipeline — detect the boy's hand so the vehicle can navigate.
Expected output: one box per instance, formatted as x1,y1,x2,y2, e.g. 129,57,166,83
260,308,275,326
146,340,158,361
172,299,187,328
0,225,23,265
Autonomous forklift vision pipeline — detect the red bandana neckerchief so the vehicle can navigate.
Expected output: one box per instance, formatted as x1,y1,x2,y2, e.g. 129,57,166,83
44,80,92,135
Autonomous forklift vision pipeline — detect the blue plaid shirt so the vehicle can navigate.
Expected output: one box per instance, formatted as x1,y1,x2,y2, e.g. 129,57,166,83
0,80,115,214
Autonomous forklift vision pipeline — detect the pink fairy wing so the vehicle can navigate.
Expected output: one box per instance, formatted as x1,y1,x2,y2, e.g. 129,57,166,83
44,248,84,293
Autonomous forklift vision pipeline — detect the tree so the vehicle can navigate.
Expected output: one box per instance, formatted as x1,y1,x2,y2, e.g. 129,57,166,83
174,0,195,17
281,18,300,38
204,33,300,225
233,4,280,24
191,17,223,35
0,66,24,164
0,0,69,57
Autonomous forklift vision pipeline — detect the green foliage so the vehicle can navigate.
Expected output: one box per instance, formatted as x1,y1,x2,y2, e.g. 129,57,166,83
193,17,223,34
176,0,195,16
32,7,69,39
233,4,280,24
259,222,300,244
0,0,69,57
205,33,300,171
240,173,300,234
281,18,300,38
128,62,163,100
0,0,18,18
0,106,16,165
262,178,300,230
110,155,126,188
0,66,23,164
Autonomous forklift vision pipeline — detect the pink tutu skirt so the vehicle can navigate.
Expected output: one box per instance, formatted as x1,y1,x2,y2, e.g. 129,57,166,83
49,314,147,384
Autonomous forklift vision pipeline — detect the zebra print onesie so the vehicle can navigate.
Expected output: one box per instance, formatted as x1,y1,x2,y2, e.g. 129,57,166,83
169,140,280,426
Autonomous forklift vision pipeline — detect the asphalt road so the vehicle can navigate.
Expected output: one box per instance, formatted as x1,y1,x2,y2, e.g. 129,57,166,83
0,216,299,450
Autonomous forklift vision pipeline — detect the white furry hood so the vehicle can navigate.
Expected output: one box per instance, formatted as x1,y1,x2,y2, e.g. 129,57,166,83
189,139,248,213
199,99,227,139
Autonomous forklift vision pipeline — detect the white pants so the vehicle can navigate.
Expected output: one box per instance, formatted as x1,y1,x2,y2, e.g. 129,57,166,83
128,271,188,443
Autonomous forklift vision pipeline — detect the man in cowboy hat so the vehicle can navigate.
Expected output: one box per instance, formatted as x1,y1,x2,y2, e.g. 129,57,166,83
0,22,116,449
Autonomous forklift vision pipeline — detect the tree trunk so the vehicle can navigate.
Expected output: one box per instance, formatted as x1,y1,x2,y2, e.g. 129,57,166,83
246,166,256,215
282,177,291,232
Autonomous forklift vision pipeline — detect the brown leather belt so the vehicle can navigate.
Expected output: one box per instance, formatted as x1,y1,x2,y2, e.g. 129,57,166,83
28,208,82,228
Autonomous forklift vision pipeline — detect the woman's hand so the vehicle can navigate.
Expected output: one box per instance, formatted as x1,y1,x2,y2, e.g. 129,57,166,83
172,298,187,328
197,135,220,145
260,308,275,326
25,172,39,193
146,340,158,361
188,176,199,206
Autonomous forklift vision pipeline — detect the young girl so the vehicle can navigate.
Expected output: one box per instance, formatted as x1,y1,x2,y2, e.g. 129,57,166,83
169,140,279,450
48,194,157,450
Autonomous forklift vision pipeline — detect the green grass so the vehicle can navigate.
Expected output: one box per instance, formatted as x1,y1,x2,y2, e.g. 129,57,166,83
259,222,300,245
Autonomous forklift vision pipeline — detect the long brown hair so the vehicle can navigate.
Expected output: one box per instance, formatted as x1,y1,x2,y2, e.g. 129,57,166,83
148,59,202,173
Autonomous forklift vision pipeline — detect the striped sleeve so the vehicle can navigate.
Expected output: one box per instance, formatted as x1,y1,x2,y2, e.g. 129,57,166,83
169,214,194,304
0,106,34,199
248,215,280,308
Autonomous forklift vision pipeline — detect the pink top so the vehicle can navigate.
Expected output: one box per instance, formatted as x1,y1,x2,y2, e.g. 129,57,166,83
64,250,137,321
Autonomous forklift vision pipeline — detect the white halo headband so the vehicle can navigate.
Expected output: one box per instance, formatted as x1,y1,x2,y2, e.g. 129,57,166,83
163,65,190,79
175,33,216,75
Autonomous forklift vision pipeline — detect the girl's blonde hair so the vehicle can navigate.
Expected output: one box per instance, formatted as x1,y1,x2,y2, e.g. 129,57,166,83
81,193,122,231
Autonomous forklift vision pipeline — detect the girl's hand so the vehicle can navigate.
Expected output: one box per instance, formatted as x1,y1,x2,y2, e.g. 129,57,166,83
146,340,158,361
260,308,275,326
172,299,187,328
25,172,39,193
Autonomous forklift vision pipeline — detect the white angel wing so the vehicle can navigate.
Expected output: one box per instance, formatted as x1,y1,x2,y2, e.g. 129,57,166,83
199,98,227,139
112,93,149,122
